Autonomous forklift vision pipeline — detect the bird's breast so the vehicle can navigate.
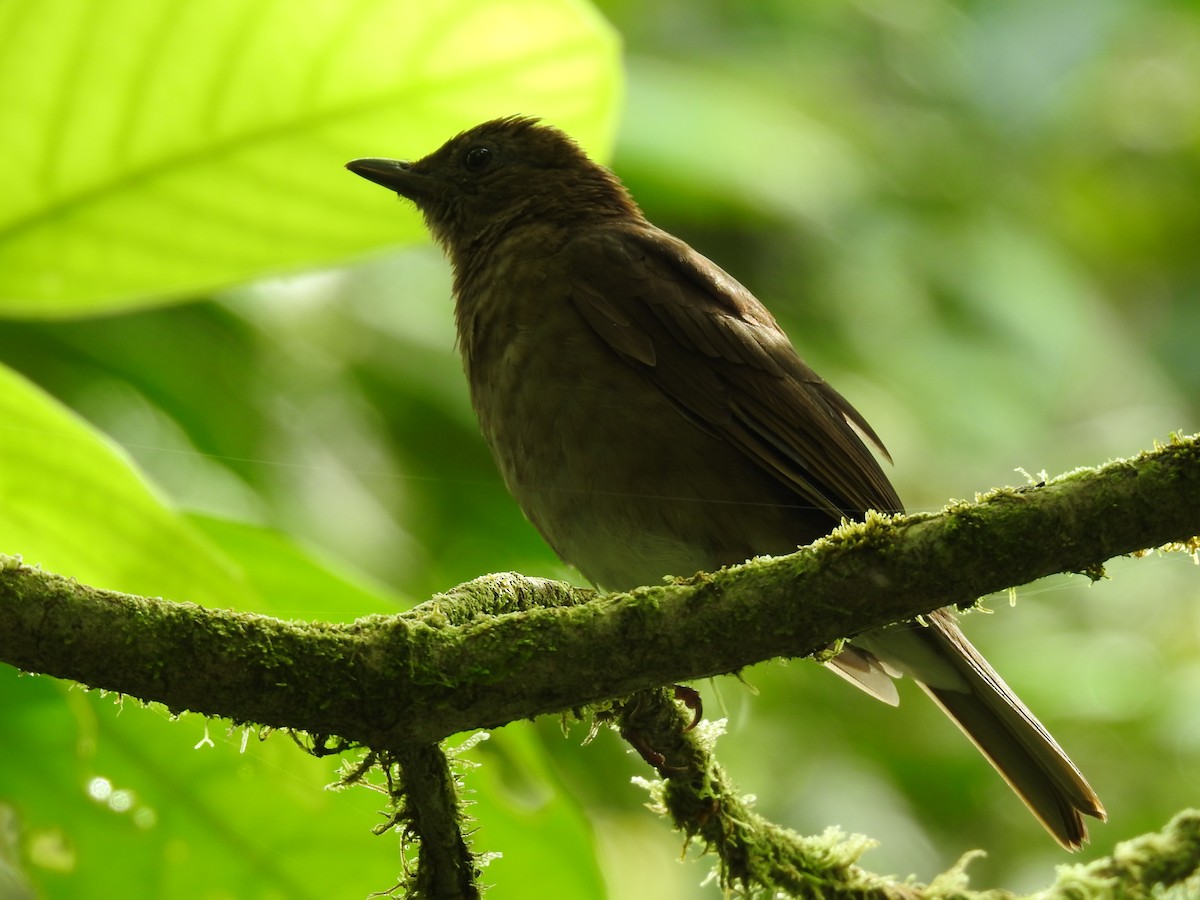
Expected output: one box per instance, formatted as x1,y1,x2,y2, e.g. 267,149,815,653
455,252,812,591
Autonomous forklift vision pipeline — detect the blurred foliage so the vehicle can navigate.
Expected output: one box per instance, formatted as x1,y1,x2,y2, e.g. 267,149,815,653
1,0,1199,898
596,0,1200,894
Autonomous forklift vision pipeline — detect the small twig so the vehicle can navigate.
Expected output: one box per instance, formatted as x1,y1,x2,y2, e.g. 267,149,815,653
388,743,480,900
620,687,912,897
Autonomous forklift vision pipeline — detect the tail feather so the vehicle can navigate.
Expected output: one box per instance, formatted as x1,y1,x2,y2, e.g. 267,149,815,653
825,644,900,706
851,609,1105,849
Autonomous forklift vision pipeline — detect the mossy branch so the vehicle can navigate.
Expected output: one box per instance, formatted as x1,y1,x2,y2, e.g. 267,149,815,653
386,742,482,900
2,435,1197,748
2,435,1200,898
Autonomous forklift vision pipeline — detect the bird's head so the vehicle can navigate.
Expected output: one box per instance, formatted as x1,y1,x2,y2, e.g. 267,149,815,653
347,116,638,255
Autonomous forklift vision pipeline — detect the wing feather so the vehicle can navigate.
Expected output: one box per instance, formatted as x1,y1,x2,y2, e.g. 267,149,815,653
565,225,901,518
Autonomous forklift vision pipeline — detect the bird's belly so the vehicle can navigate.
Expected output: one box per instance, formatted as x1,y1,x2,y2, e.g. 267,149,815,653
466,302,819,592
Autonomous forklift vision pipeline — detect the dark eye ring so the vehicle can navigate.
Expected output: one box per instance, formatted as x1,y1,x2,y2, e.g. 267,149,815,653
464,146,492,171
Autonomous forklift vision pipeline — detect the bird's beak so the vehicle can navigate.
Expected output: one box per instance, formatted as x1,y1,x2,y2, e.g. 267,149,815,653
345,157,430,200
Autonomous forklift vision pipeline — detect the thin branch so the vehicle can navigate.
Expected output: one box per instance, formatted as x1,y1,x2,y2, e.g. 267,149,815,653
617,689,1199,897
618,688,919,898
391,743,481,900
1041,810,1200,899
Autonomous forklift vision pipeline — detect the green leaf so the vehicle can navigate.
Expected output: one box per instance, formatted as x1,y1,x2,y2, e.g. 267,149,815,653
0,672,403,899
458,726,607,900
1,672,607,899
187,512,410,619
0,363,252,606
0,0,621,317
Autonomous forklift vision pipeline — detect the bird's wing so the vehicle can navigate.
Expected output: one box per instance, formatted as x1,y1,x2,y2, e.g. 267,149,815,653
565,225,902,518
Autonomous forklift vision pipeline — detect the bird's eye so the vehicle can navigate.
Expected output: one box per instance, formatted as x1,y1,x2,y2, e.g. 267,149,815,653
464,146,493,171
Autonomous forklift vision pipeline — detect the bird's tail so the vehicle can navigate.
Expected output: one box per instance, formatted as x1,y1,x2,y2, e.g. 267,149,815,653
845,610,1106,849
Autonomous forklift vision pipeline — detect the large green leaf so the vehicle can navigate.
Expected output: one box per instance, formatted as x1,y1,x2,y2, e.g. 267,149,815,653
0,0,621,316
458,725,606,900
0,671,405,899
1,670,607,899
188,512,410,619
0,363,251,605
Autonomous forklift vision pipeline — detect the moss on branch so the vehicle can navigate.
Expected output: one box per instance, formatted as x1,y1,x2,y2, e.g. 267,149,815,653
2,435,1198,748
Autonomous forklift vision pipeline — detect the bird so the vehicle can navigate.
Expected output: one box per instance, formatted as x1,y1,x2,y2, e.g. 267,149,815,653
345,115,1105,849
